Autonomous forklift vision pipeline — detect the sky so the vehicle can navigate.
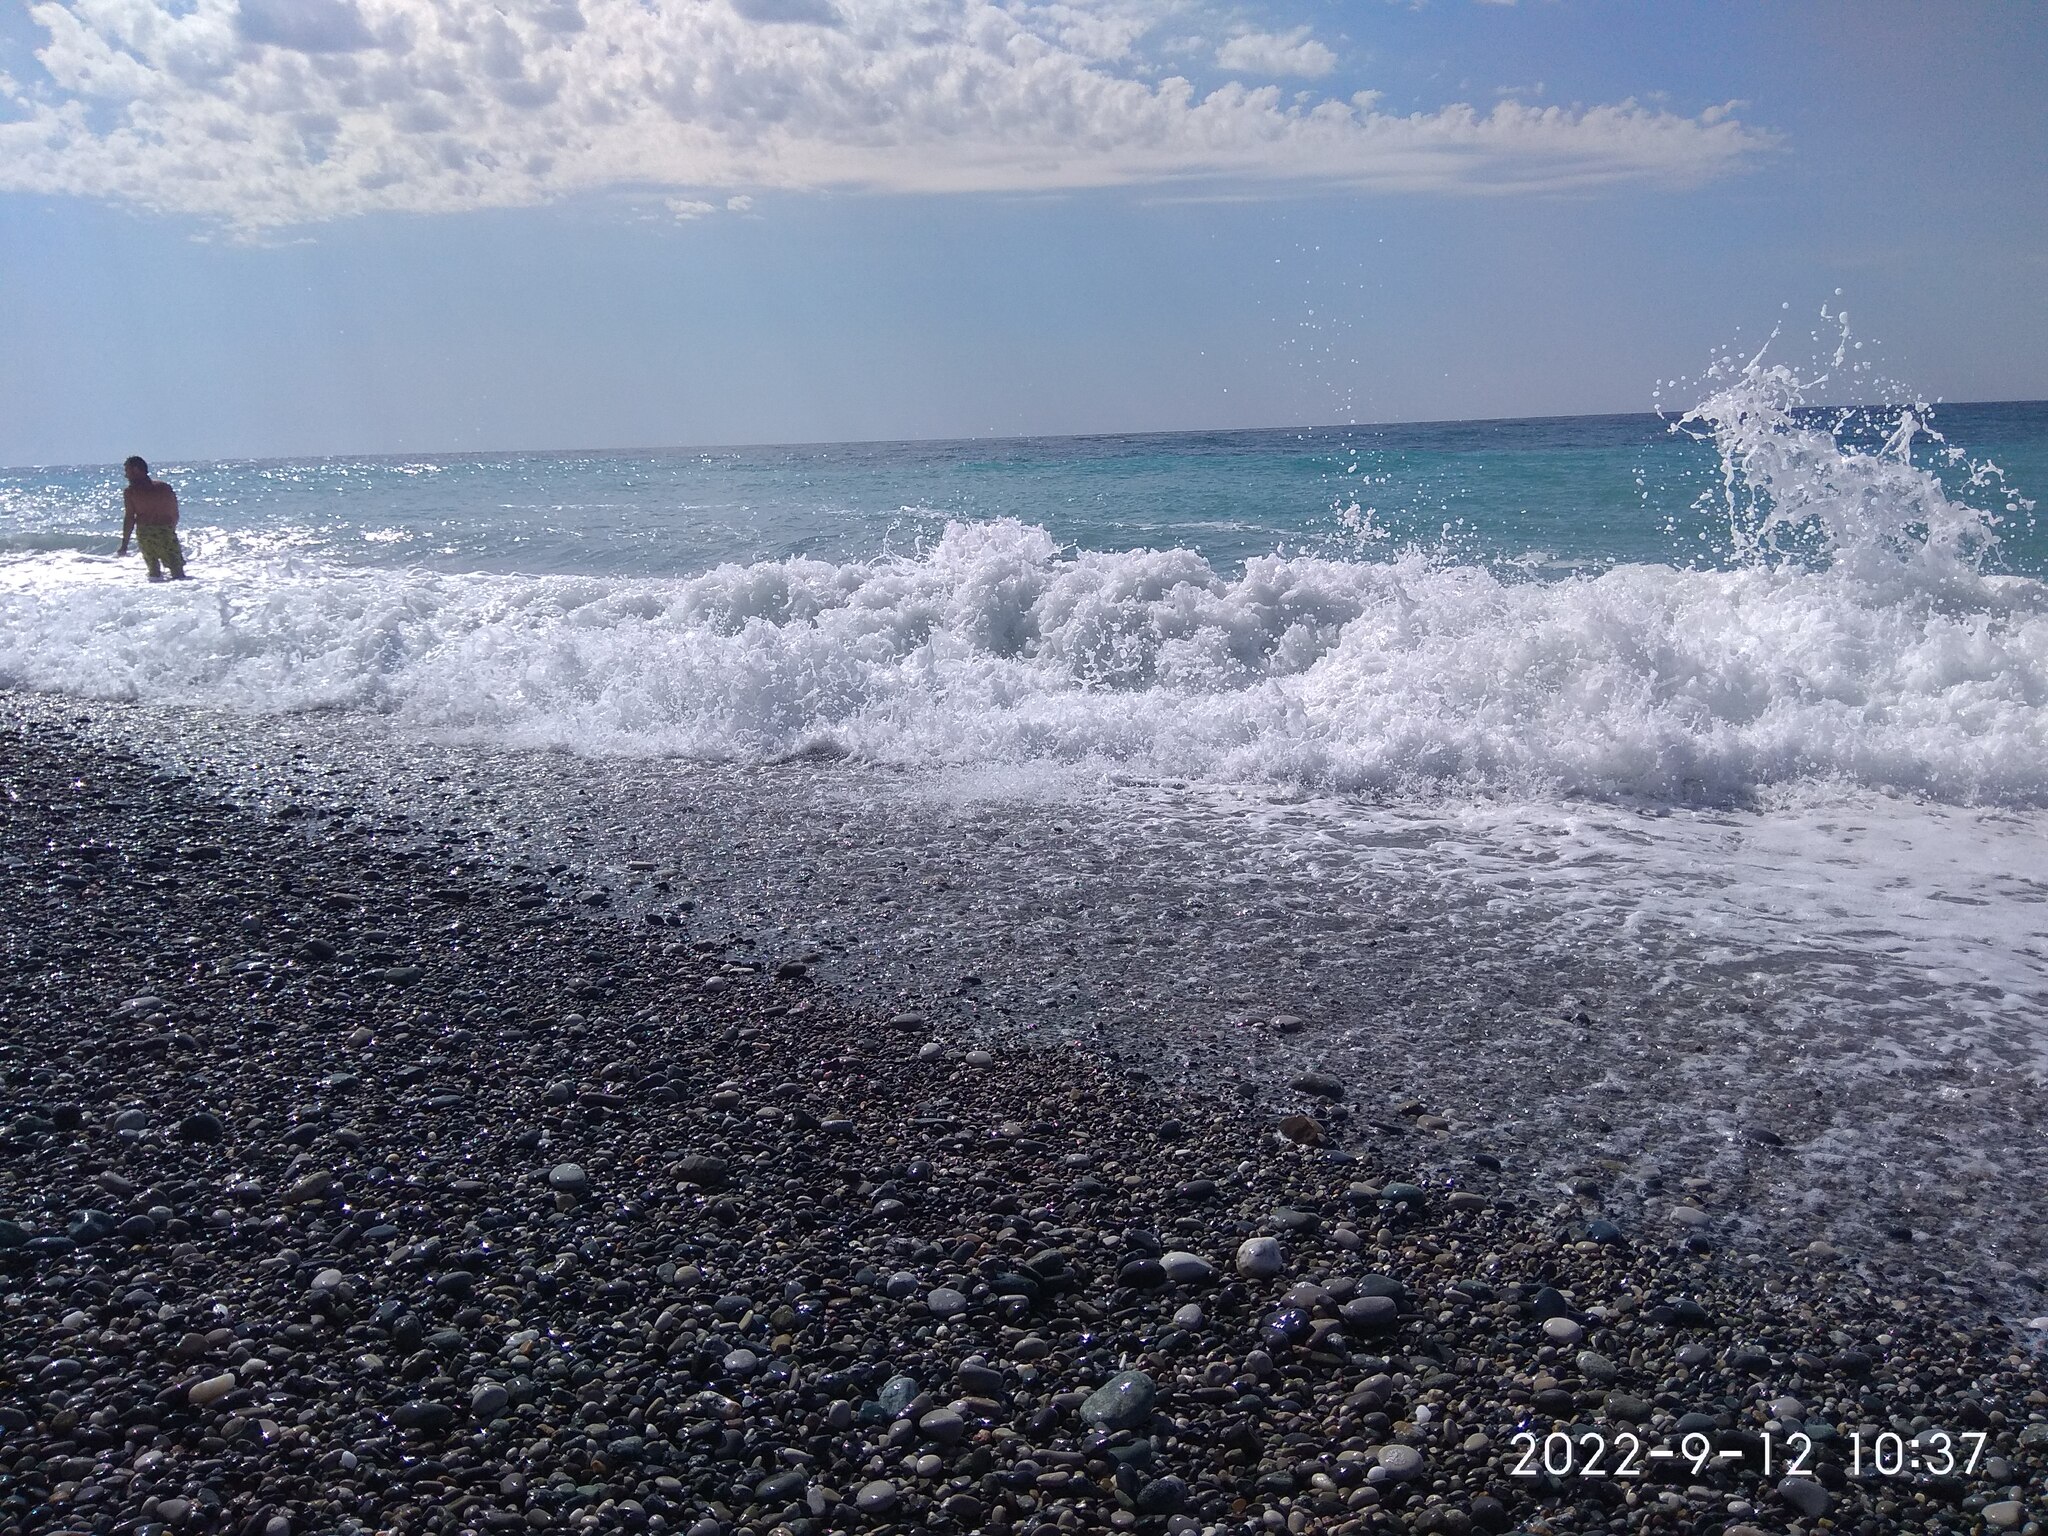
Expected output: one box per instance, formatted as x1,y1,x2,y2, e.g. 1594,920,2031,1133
1,0,2045,464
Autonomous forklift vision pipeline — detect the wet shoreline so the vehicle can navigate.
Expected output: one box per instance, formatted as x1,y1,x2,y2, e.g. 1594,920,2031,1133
3,700,2046,1535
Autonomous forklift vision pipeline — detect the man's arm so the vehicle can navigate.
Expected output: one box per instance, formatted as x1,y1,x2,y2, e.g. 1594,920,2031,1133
119,487,136,553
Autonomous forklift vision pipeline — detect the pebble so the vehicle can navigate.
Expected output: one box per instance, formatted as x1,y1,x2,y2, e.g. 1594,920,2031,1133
1160,1249,1215,1284
546,1162,589,1194
187,1372,236,1406
926,1285,969,1318
1236,1235,1283,1279
1541,1316,1584,1345
1289,1071,1345,1100
1339,1294,1399,1331
1376,1444,1424,1480
1576,1349,1618,1383
855,1479,899,1514
1776,1476,1830,1519
675,1152,728,1188
1984,1501,2024,1530
1079,1369,1156,1431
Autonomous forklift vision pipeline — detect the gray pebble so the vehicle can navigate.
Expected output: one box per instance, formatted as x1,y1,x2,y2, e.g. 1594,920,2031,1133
1235,1235,1282,1279
1079,1369,1156,1431
1777,1476,1829,1519
1376,1444,1423,1480
546,1162,589,1195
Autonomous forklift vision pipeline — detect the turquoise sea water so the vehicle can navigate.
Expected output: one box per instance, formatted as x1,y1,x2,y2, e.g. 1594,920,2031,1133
5,403,2044,579
1,380,2045,806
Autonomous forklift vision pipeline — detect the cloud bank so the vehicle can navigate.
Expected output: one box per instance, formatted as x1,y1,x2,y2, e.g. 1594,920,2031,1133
0,0,1773,231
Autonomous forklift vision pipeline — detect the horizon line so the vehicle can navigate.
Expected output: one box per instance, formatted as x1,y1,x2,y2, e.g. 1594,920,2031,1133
10,396,2046,476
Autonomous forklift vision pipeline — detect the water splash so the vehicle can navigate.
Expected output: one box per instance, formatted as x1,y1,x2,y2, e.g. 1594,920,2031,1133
1672,305,2031,591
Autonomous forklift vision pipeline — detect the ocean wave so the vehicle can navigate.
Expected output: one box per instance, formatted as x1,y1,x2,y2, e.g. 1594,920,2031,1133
3,519,2044,805
6,340,2042,804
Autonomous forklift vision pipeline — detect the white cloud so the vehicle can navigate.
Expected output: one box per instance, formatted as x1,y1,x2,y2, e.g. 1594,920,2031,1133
666,197,718,219
1216,26,1336,79
0,0,1774,233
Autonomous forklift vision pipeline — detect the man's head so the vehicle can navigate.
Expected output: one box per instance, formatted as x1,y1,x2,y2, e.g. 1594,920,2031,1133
124,456,149,485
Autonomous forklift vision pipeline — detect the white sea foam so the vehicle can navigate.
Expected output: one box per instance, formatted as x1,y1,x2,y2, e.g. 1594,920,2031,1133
3,353,2042,805
2,522,2043,805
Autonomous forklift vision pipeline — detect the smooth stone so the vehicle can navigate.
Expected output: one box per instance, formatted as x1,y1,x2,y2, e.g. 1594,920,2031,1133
1160,1250,1215,1285
178,1111,225,1143
918,1041,944,1060
1576,1350,1618,1384
471,1383,511,1420
1984,1502,2023,1530
1236,1236,1283,1279
112,1108,151,1132
1135,1476,1189,1516
723,1348,761,1378
1339,1295,1399,1331
1605,1393,1654,1423
1376,1444,1424,1480
394,1401,455,1432
1171,1303,1204,1329
855,1480,899,1514
1542,1317,1584,1345
1777,1477,1829,1519
1668,1205,1710,1228
67,1209,116,1243
877,1375,921,1416
1289,1071,1345,1100
676,1153,729,1189
918,1408,965,1445
546,1163,589,1195
188,1373,237,1406
964,1049,994,1066
926,1286,969,1318
956,1361,1005,1398
1527,1285,1572,1320
1079,1369,1156,1431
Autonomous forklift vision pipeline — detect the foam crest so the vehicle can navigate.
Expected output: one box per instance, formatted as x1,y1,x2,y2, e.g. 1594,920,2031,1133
4,519,2045,804
1676,323,2023,591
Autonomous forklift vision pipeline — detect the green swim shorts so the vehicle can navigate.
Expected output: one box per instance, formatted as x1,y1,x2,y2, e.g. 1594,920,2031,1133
136,524,186,579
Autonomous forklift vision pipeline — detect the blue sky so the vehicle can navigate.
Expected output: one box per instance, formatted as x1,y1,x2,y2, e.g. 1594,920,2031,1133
2,0,2044,464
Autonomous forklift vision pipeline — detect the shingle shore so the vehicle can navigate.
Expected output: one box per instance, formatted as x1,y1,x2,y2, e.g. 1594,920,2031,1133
2,711,2043,1536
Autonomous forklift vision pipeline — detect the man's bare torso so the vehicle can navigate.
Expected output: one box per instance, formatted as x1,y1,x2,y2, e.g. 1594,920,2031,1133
124,479,179,528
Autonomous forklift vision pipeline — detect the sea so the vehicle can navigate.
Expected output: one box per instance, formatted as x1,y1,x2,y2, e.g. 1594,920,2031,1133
5,348,2048,1319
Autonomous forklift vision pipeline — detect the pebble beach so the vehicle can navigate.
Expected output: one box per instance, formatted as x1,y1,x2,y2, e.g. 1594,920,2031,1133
4,703,2046,1536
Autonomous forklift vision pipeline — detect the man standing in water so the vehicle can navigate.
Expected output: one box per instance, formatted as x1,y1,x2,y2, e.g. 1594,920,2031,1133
118,456,188,580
